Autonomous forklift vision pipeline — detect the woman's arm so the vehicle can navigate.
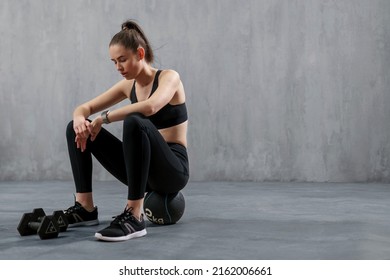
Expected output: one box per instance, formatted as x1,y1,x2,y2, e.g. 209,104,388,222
72,79,129,150
73,79,129,120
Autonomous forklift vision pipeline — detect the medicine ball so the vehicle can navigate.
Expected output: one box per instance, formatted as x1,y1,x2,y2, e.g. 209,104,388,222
143,191,185,225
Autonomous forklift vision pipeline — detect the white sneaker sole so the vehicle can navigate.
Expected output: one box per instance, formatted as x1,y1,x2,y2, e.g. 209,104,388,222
95,229,147,242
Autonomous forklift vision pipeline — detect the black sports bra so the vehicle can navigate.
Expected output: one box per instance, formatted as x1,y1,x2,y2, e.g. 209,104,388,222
130,70,188,129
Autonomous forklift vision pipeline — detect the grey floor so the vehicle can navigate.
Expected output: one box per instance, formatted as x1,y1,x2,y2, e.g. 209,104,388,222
0,181,389,260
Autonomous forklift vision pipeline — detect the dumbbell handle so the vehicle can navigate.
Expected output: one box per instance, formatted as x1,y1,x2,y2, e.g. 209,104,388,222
28,221,41,230
37,216,45,222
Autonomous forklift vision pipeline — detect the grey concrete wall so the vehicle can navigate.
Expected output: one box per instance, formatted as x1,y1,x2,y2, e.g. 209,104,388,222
1,0,389,182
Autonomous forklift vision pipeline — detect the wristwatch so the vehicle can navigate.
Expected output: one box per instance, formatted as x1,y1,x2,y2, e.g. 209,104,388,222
101,110,111,124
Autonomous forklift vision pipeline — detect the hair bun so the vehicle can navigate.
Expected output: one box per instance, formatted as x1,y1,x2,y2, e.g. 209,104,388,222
110,20,154,63
121,20,137,31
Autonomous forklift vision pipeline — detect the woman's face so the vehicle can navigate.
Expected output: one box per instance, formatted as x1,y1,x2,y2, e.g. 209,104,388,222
109,44,141,80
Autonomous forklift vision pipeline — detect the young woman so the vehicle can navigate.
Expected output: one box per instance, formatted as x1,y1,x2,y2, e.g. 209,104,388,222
64,20,189,242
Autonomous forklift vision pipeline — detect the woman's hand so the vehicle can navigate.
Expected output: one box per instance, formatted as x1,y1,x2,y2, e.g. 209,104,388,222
73,116,91,152
89,116,103,142
75,134,88,152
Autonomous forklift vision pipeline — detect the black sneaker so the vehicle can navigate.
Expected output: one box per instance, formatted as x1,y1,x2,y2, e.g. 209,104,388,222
64,201,99,227
95,207,147,242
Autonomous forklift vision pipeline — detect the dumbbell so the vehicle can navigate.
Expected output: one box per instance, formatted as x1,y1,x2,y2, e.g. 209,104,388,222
17,208,68,239
28,208,69,232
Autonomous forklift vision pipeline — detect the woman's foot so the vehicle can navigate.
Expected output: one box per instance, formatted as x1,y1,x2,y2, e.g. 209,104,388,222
64,201,99,227
95,207,147,242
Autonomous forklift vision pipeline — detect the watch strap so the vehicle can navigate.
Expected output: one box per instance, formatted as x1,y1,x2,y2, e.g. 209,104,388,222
101,110,110,124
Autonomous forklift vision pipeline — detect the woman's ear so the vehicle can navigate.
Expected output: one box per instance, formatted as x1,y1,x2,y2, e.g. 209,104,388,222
137,47,145,61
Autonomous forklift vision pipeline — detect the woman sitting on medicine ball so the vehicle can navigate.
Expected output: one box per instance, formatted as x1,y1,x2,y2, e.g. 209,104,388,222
64,20,189,242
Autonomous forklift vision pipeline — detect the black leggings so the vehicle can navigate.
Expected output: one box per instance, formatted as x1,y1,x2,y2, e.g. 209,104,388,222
66,113,189,200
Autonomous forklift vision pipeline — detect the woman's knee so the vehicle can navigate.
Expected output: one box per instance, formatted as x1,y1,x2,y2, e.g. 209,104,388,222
66,120,75,138
123,113,147,131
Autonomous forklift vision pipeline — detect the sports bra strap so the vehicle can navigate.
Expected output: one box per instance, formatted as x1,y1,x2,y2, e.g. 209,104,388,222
130,70,162,103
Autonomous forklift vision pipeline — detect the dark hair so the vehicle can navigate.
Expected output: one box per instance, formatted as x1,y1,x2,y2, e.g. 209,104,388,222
109,20,154,63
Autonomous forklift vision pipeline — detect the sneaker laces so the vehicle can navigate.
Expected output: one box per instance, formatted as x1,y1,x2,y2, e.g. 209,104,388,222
64,195,82,215
111,207,134,225
64,202,82,215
